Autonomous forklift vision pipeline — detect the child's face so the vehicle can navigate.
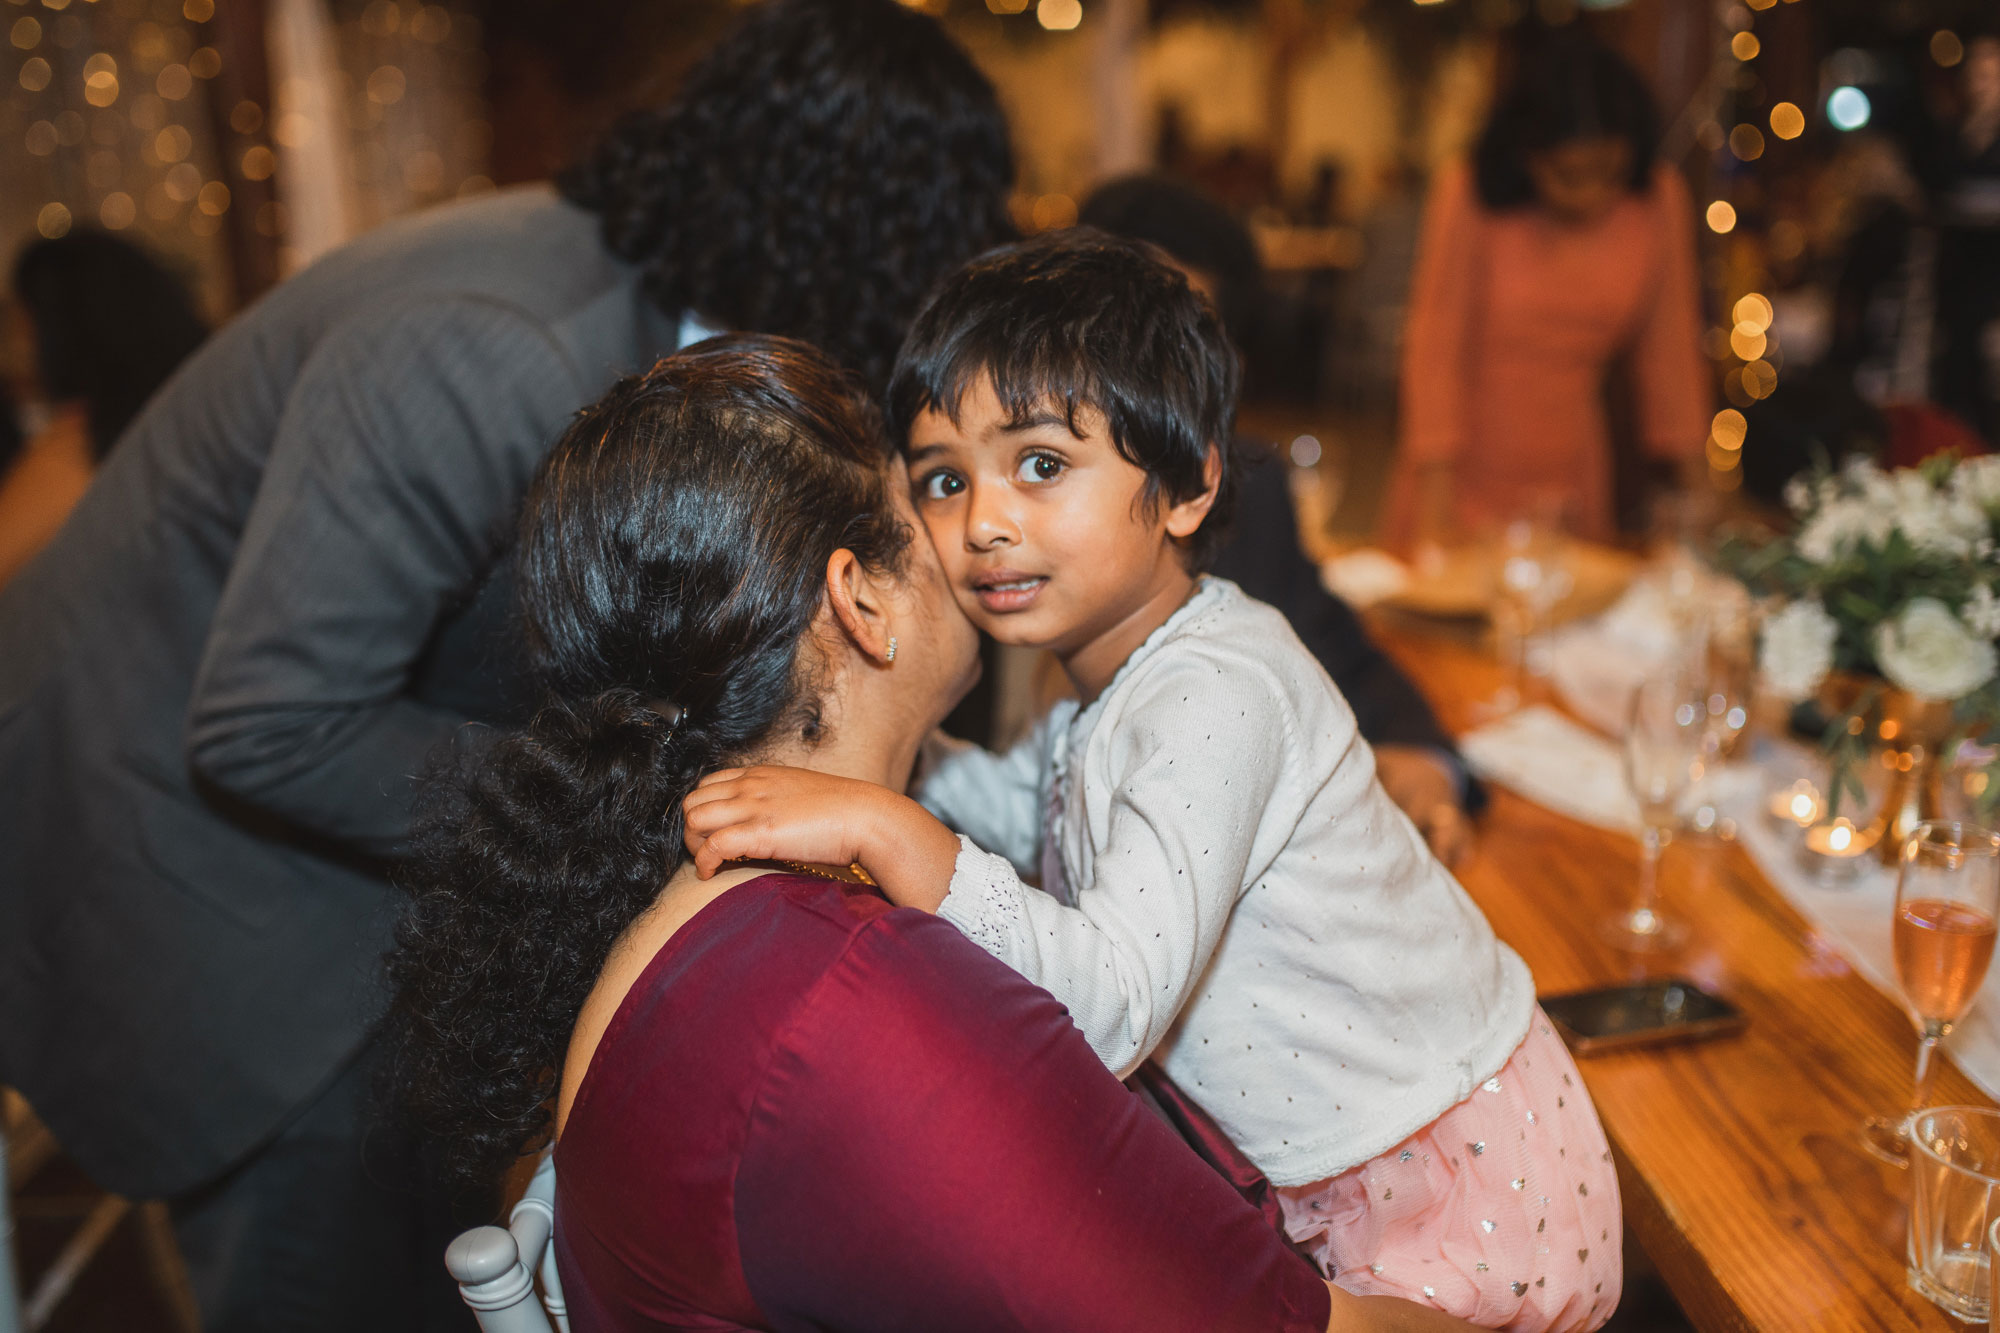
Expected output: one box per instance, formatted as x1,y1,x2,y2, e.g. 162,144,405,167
906,375,1212,661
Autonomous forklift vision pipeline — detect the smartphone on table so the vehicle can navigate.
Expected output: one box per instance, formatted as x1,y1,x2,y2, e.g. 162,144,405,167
1541,978,1746,1054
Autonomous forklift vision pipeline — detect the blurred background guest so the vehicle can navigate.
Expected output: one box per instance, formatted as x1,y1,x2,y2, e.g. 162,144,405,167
1383,28,1709,547
0,229,207,586
1080,174,1478,863
0,1,1013,1328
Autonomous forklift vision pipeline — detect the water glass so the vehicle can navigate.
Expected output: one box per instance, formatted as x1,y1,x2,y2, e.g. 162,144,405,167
1909,1106,2000,1320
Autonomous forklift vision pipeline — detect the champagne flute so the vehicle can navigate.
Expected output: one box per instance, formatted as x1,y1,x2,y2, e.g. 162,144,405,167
1862,821,2000,1165
1481,499,1569,716
1602,671,1705,951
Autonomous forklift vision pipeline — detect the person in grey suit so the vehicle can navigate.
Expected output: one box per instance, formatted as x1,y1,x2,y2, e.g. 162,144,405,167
0,2,1014,1326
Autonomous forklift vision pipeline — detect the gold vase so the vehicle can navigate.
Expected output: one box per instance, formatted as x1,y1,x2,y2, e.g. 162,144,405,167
1817,673,1956,866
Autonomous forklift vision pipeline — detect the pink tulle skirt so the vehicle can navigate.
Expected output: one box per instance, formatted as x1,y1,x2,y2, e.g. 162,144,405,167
1276,1011,1622,1332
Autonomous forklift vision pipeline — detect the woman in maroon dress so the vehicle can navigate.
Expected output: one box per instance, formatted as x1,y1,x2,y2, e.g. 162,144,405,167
386,336,1473,1333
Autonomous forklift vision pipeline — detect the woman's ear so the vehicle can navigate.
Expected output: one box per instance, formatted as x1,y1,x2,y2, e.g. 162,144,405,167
824,548,895,665
1165,445,1223,540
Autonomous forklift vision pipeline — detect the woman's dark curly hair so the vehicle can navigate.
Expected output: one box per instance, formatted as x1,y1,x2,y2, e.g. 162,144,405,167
1472,27,1661,211
562,0,1016,393
14,227,207,459
384,334,911,1193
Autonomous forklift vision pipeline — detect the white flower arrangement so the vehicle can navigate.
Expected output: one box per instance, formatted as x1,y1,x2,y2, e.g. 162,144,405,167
1723,453,2000,811
1730,455,2000,705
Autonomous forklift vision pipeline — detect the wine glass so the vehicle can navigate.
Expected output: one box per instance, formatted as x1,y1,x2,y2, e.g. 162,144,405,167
1482,498,1571,717
1861,821,2000,1165
1602,671,1705,951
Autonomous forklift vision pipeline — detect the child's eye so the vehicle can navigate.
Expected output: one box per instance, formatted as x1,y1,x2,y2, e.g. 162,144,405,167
918,470,965,501
1017,453,1064,484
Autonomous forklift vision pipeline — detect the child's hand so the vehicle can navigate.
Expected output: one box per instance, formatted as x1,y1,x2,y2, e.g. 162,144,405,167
1374,745,1472,868
682,766,960,911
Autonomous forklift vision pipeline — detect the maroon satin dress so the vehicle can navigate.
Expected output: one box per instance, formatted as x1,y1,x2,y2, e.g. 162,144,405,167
553,873,1332,1332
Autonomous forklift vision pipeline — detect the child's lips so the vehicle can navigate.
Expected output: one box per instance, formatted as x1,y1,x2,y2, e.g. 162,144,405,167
970,572,1048,614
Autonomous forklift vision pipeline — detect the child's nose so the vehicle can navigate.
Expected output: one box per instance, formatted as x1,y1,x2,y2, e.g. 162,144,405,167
964,486,1021,549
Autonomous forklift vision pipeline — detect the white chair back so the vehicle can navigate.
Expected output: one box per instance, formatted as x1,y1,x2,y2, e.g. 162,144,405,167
445,1153,567,1333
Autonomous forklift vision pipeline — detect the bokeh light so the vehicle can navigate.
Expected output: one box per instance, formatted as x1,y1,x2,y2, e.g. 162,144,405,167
1036,0,1081,29
20,56,52,91
1933,30,1964,67
1730,324,1768,361
1769,102,1804,140
1827,86,1871,131
12,16,41,48
1710,409,1748,451
1729,124,1765,161
1289,435,1322,468
1706,201,1737,234
1030,193,1077,230
1733,293,1773,331
37,202,73,239
99,192,137,229
1731,32,1760,61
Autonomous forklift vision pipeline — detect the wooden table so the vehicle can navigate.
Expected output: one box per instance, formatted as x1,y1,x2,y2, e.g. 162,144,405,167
1374,615,1993,1333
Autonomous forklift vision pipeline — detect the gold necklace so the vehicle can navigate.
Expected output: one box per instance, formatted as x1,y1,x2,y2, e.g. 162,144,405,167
725,857,876,887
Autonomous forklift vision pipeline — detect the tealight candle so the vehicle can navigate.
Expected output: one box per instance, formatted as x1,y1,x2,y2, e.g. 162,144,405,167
1801,816,1875,880
1767,780,1823,831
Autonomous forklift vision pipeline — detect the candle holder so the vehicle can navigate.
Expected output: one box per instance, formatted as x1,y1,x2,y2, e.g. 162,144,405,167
1799,816,1879,880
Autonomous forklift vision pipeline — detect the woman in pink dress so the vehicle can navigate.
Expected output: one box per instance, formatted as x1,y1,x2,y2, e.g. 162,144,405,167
385,336,1478,1332
1385,31,1710,547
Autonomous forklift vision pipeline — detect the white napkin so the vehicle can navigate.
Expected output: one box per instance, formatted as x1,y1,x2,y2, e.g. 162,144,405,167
1460,705,1642,833
1546,580,1677,735
1319,548,1409,609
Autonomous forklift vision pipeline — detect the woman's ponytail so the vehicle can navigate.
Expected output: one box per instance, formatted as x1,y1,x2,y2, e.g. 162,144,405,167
384,336,909,1193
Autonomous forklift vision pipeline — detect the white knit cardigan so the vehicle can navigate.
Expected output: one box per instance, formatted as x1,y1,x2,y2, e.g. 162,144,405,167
920,578,1536,1186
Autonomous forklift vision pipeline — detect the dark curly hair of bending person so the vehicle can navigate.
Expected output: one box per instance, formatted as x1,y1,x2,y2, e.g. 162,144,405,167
562,0,1016,393
383,335,910,1193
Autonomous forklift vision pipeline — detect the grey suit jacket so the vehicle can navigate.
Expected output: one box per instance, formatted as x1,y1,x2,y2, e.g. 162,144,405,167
0,188,676,1197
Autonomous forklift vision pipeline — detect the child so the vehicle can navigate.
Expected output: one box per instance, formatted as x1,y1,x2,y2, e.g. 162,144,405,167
683,231,1621,1332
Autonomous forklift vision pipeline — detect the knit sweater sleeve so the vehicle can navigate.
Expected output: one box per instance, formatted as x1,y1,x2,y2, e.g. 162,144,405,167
937,657,1296,1078
915,716,1053,875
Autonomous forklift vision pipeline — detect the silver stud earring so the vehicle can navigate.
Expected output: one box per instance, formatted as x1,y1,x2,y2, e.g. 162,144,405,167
885,637,897,663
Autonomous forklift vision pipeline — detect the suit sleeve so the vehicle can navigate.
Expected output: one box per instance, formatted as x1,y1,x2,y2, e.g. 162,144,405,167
735,911,1332,1333
1632,166,1712,462
186,297,580,855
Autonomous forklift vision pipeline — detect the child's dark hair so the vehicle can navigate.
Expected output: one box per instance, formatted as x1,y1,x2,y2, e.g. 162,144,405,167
887,228,1239,568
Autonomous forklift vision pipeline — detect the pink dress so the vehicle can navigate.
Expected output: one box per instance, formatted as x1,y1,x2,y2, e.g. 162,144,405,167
1041,792,1623,1330
1384,161,1710,545
1275,1013,1623,1332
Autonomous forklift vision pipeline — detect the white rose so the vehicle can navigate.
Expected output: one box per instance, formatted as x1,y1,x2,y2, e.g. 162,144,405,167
1956,456,2000,513
1875,597,1999,701
1797,497,1894,564
1887,470,1985,559
1965,584,2000,639
1759,599,1840,701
